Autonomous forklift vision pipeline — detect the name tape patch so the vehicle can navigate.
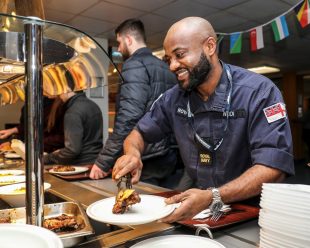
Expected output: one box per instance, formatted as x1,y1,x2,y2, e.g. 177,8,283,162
263,103,287,123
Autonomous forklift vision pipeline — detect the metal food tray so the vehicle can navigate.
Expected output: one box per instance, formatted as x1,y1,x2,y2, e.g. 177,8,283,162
0,201,94,247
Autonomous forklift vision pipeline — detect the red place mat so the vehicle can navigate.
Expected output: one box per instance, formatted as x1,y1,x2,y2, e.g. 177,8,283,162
155,191,260,229
46,165,93,181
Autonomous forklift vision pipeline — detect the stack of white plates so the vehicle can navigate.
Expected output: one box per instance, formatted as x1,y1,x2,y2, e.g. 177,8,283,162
259,183,310,248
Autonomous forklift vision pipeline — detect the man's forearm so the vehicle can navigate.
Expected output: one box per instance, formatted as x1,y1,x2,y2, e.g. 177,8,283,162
123,129,145,158
219,164,285,203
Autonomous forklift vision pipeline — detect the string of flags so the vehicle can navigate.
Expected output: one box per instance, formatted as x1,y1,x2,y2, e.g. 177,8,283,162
219,0,310,54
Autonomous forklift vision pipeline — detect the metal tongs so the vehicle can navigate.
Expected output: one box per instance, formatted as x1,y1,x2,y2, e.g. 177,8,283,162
116,173,132,192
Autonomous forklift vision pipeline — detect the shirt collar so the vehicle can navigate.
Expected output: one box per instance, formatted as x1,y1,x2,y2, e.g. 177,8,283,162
189,61,231,113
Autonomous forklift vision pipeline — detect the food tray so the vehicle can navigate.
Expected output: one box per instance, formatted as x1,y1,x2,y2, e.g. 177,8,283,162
0,201,94,247
154,191,260,229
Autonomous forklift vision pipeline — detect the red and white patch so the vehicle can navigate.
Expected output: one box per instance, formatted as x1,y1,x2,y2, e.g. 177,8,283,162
263,103,287,123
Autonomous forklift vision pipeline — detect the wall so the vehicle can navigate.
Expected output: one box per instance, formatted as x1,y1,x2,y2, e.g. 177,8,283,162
0,101,23,130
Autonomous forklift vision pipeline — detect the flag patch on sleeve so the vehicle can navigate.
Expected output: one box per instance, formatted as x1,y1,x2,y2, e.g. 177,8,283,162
263,103,287,123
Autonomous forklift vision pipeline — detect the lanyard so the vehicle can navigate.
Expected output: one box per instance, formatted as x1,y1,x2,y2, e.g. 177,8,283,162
187,64,233,152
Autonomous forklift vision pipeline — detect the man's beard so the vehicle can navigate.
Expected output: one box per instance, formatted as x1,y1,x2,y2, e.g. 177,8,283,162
121,44,130,60
186,52,211,91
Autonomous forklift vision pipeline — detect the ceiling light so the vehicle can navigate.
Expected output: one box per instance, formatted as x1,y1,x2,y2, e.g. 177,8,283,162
247,66,280,74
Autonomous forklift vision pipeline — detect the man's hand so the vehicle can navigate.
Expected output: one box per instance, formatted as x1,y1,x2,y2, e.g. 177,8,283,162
89,164,110,180
160,189,212,223
0,128,18,139
112,154,143,184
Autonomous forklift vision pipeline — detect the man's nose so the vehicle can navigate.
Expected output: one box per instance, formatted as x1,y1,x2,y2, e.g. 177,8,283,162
169,58,180,72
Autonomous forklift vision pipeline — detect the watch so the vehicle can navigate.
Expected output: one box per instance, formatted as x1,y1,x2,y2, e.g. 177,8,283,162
208,187,224,214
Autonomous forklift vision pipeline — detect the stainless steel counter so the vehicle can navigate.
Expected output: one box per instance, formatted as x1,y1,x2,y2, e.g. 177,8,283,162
0,164,260,248
44,175,260,248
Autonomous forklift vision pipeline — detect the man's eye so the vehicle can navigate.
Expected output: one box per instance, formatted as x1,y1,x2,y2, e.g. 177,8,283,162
176,52,184,58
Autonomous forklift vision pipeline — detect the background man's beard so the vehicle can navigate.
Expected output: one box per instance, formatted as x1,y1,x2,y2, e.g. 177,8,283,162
122,50,130,60
121,44,130,60
186,53,211,91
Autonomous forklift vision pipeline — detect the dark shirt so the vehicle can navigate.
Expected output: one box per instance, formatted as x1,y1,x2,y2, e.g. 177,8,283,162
136,63,294,189
44,93,103,165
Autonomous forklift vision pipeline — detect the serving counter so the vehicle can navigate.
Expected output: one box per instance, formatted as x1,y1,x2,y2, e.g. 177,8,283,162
43,173,260,248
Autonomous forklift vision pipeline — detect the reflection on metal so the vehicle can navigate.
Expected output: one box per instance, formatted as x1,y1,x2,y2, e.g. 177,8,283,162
69,36,96,54
0,31,74,66
0,54,106,105
42,56,99,97
24,20,44,227
0,77,25,105
0,54,105,105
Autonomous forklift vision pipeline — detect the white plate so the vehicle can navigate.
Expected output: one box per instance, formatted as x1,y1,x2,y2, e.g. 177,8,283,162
130,235,226,248
0,170,24,176
87,194,176,226
0,175,25,186
0,223,63,248
4,152,21,159
263,183,310,193
49,166,89,175
0,182,51,207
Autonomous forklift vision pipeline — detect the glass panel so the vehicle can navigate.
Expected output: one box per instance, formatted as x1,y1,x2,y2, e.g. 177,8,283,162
0,13,122,106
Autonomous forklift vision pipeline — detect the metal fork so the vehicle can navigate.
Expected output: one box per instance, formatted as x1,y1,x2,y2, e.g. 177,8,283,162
210,211,224,222
210,205,232,222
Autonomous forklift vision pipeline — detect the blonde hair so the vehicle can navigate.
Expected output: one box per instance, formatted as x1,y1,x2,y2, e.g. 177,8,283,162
47,97,63,132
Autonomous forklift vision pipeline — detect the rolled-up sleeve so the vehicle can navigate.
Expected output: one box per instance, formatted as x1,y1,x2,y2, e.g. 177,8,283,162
248,85,294,175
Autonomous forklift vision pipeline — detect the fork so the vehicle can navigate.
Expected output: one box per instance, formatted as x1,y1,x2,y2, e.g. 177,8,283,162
210,211,223,222
210,205,232,222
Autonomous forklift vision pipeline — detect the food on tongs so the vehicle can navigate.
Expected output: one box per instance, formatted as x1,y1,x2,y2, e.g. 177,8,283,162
112,173,141,214
43,214,80,232
52,165,75,172
112,188,141,214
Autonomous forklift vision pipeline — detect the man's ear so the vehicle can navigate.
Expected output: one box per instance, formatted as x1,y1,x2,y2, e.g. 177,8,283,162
125,34,133,46
203,37,217,56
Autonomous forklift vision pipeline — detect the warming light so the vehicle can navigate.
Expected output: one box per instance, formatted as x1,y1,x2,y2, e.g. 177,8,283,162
247,66,280,74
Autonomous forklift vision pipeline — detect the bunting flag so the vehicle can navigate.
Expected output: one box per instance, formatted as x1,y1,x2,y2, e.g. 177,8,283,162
230,32,242,54
271,16,289,42
250,26,264,51
217,0,309,54
294,0,310,28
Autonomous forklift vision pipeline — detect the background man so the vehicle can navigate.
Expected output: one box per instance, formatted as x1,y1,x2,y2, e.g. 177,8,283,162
90,19,179,187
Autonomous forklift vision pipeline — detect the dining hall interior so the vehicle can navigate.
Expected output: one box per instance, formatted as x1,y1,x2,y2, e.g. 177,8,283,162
0,0,309,247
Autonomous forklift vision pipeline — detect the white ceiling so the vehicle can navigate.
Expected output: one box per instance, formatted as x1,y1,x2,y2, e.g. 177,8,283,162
43,0,310,72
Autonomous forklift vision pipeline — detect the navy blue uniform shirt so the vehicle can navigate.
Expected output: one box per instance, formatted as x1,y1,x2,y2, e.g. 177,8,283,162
136,63,294,189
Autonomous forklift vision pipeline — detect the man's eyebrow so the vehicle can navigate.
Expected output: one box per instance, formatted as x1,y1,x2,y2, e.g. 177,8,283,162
172,47,181,53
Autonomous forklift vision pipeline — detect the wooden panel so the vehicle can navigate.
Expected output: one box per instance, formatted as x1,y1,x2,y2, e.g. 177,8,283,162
14,0,45,19
282,72,304,159
0,0,10,13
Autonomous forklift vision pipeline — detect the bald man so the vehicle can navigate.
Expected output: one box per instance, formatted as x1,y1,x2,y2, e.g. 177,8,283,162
112,17,294,223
